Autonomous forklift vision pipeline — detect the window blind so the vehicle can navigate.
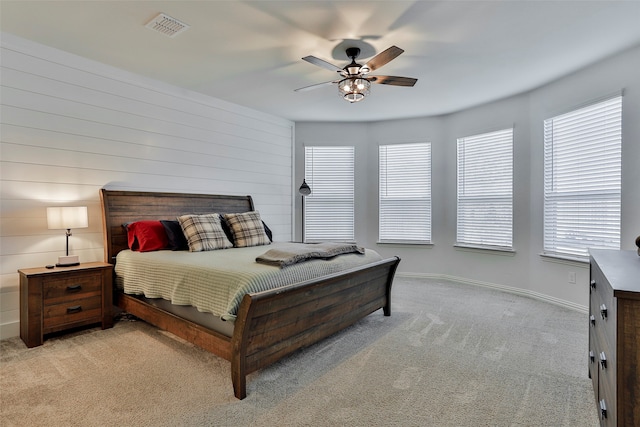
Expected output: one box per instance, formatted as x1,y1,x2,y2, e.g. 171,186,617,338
304,146,355,242
543,96,622,259
457,128,513,249
379,143,431,243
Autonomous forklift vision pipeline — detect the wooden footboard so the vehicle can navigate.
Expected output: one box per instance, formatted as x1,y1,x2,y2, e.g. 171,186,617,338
231,256,400,399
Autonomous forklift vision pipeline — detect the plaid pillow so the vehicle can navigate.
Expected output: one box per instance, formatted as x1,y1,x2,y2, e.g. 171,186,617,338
177,214,233,252
223,211,271,248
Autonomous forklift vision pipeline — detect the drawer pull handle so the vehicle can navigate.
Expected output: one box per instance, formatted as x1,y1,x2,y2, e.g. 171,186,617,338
600,304,607,319
589,350,595,363
599,399,607,419
590,279,596,289
590,315,595,326
66,305,82,314
599,352,607,369
66,284,82,292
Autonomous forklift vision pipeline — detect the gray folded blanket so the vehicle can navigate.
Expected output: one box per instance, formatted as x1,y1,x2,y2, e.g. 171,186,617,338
256,242,365,267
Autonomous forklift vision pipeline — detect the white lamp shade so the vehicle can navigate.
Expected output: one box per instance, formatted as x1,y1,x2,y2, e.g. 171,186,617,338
47,206,88,230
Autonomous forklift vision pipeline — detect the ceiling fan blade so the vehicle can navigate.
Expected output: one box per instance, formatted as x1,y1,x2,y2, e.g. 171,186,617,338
369,75,417,87
363,46,404,72
294,80,337,92
302,56,344,73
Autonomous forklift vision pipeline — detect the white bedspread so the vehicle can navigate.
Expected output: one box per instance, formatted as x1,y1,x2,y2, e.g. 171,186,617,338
115,243,382,321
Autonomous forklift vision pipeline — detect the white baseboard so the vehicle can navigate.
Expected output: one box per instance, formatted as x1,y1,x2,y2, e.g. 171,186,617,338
396,272,589,314
0,321,20,340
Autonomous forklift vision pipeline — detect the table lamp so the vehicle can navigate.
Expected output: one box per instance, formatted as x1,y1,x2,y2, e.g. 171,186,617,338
47,206,88,266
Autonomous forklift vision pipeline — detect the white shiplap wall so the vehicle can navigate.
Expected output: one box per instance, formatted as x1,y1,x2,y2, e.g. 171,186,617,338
0,33,294,339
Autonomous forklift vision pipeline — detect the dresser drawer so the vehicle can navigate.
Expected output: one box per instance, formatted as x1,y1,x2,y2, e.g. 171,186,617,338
590,302,616,355
590,266,617,353
591,262,615,299
588,333,599,401
43,295,103,330
599,369,617,426
43,272,103,304
592,313,618,427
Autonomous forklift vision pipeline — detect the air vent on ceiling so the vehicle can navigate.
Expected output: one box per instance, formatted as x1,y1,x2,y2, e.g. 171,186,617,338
145,13,190,38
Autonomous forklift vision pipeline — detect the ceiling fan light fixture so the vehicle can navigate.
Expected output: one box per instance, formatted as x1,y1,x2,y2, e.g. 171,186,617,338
298,45,416,102
338,77,371,103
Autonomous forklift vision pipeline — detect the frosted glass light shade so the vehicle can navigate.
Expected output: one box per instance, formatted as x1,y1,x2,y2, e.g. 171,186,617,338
47,206,88,230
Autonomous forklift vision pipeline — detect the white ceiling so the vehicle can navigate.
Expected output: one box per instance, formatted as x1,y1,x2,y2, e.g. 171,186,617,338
2,1,640,122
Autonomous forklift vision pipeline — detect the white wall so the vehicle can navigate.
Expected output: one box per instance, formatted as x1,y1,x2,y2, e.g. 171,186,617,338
296,44,640,311
0,33,294,339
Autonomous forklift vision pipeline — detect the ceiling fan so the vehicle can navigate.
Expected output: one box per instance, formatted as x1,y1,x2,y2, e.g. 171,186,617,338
295,46,418,103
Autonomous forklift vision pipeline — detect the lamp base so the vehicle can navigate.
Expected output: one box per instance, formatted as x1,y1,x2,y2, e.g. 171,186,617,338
56,255,80,267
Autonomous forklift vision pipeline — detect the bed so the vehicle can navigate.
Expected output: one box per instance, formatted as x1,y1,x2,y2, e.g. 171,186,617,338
100,189,400,399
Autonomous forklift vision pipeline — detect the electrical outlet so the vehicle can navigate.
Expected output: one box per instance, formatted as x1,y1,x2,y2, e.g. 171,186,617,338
568,271,576,284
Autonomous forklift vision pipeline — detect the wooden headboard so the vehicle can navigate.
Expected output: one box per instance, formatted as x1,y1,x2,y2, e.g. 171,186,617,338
99,189,254,264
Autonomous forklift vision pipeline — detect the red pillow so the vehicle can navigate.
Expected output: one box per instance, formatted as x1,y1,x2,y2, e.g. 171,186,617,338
127,221,169,252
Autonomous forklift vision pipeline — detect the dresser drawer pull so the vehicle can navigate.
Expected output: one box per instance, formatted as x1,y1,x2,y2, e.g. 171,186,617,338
590,279,596,289
600,304,607,319
599,352,607,369
66,284,82,292
589,315,595,326
589,350,595,363
66,305,83,314
599,399,607,419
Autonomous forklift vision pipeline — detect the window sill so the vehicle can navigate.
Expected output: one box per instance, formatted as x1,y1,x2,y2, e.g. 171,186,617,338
539,252,589,265
302,240,357,245
377,241,433,247
454,244,515,256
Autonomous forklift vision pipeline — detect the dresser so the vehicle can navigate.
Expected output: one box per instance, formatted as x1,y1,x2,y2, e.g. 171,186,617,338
588,249,640,426
19,262,113,347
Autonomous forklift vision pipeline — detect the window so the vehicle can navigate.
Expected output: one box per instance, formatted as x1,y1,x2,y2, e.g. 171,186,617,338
543,96,622,260
457,128,513,249
379,143,431,243
304,146,355,242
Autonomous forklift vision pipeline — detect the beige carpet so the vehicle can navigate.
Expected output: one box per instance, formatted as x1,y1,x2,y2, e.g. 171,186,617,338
1,277,599,426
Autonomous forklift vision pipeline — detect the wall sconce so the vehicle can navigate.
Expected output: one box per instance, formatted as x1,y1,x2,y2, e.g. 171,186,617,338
298,179,311,242
47,206,88,266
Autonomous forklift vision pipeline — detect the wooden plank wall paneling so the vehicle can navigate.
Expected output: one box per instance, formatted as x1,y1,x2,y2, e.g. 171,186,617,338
0,34,294,339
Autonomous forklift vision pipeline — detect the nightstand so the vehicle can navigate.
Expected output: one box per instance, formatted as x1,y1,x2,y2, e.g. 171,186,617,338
18,262,113,347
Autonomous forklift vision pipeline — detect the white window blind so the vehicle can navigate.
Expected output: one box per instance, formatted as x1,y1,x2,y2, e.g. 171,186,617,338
379,143,431,243
304,146,355,242
543,96,622,259
457,128,513,249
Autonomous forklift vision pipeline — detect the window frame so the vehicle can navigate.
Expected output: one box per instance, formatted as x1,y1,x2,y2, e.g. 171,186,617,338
303,146,355,243
378,142,432,244
456,128,514,251
542,95,622,261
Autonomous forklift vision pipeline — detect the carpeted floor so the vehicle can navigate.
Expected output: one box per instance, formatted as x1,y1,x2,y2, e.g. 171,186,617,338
0,277,599,426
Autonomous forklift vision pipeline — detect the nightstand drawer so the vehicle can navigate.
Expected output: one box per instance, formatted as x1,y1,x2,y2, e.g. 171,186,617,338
43,272,103,303
43,295,103,330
